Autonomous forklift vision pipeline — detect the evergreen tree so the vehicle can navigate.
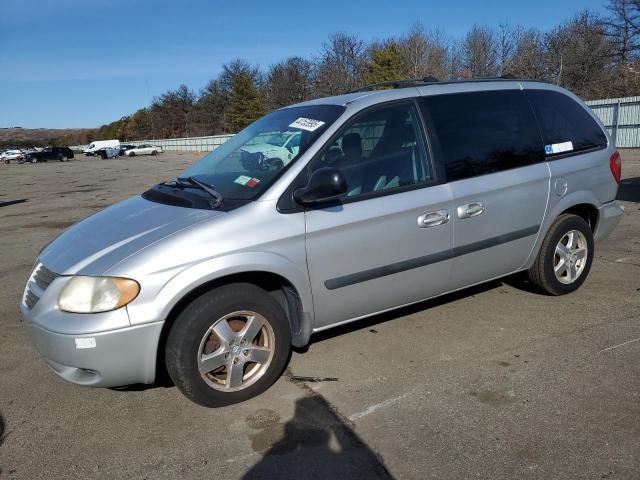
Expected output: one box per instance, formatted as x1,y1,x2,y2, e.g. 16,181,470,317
364,41,407,86
227,73,266,131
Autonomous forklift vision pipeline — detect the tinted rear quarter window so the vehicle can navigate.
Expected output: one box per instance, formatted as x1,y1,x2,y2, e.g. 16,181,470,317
524,90,607,154
419,90,543,182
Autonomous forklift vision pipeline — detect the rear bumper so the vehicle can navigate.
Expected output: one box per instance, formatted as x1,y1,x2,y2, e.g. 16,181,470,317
594,200,624,242
25,320,163,388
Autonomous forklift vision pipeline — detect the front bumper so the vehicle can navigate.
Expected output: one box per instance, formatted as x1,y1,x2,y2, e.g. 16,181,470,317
20,269,164,388
594,200,625,242
25,319,163,388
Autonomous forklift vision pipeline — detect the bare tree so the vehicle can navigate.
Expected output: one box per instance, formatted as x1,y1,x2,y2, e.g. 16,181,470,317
604,0,640,64
398,21,449,80
266,57,313,109
463,25,499,77
151,84,195,138
545,11,614,99
505,28,547,79
496,22,523,75
314,32,367,96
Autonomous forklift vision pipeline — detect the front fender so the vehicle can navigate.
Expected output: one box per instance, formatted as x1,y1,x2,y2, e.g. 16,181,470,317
128,251,314,329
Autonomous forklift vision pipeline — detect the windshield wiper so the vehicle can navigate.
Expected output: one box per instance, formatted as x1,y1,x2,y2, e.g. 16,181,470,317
161,176,224,208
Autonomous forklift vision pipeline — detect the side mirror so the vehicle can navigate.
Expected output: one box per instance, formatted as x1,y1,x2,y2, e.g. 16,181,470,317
293,167,348,205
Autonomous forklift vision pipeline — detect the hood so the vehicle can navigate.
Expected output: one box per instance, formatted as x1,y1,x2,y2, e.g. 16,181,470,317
40,195,222,275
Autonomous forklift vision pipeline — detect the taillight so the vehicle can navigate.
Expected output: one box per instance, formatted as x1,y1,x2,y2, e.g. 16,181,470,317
609,151,622,184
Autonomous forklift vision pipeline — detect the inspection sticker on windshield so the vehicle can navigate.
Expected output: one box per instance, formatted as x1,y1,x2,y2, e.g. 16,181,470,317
234,175,252,186
289,117,325,132
544,141,573,155
234,175,260,188
75,337,96,349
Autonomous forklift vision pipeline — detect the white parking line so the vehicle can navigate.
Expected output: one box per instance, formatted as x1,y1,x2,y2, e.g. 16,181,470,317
225,452,258,464
600,337,640,353
348,391,414,421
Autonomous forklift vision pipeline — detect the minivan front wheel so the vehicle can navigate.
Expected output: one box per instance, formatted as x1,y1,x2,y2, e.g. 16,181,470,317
528,213,594,295
165,283,291,407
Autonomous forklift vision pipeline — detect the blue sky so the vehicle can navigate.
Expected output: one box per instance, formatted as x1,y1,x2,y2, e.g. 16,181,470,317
0,0,606,129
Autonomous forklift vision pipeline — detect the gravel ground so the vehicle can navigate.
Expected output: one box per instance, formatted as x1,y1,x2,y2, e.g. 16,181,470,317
0,151,639,479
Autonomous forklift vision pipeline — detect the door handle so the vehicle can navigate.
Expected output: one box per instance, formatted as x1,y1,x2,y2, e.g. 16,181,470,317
417,210,450,228
457,202,485,219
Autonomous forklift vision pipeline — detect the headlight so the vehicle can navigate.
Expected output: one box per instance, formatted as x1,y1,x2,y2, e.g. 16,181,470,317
58,276,140,313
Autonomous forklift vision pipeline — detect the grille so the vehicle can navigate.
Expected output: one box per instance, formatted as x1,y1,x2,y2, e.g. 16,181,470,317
24,263,59,310
24,289,40,310
33,265,57,291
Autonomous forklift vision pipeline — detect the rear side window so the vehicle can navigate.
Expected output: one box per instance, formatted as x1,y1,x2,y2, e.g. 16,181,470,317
419,90,543,182
524,90,607,155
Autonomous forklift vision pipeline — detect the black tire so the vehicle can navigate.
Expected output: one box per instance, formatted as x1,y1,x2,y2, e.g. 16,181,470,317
528,213,594,295
29,156,37,163
128,152,135,157
165,283,291,407
59,155,68,162
151,150,157,156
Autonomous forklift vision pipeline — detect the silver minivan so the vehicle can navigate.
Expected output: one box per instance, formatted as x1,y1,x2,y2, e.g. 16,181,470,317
21,79,624,407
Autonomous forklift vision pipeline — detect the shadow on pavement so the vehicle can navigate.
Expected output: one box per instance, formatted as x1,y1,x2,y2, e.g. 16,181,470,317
617,176,640,203
0,199,28,208
242,394,392,480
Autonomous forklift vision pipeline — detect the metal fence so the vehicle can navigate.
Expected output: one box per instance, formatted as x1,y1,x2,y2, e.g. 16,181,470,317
130,134,233,152
586,96,640,148
126,96,640,152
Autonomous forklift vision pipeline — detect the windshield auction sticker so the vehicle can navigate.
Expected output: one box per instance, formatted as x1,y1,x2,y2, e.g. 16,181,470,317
289,118,325,132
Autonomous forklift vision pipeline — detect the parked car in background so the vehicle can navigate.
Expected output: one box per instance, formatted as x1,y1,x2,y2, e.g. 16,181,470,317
125,144,162,156
119,144,137,156
27,146,74,163
95,147,120,159
21,79,624,407
83,140,120,156
1,149,25,164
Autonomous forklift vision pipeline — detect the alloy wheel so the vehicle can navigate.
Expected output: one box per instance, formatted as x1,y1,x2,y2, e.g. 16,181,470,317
197,311,275,392
554,229,588,284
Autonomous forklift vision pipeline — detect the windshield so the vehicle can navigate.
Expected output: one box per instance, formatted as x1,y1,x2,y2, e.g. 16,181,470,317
178,104,345,202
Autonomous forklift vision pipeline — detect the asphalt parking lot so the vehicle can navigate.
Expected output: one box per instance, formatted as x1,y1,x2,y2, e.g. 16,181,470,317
0,151,639,479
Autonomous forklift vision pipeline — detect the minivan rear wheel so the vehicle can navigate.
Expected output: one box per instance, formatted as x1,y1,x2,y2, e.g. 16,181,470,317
528,213,594,295
165,283,291,407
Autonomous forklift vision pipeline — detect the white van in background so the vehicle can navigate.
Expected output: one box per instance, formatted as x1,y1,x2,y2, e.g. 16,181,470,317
83,140,120,156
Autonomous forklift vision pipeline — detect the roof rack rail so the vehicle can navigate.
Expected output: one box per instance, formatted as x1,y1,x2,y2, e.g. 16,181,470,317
349,74,528,93
349,77,439,93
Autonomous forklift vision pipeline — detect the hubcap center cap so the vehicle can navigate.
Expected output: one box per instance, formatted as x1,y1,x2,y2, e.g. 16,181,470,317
231,345,242,356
